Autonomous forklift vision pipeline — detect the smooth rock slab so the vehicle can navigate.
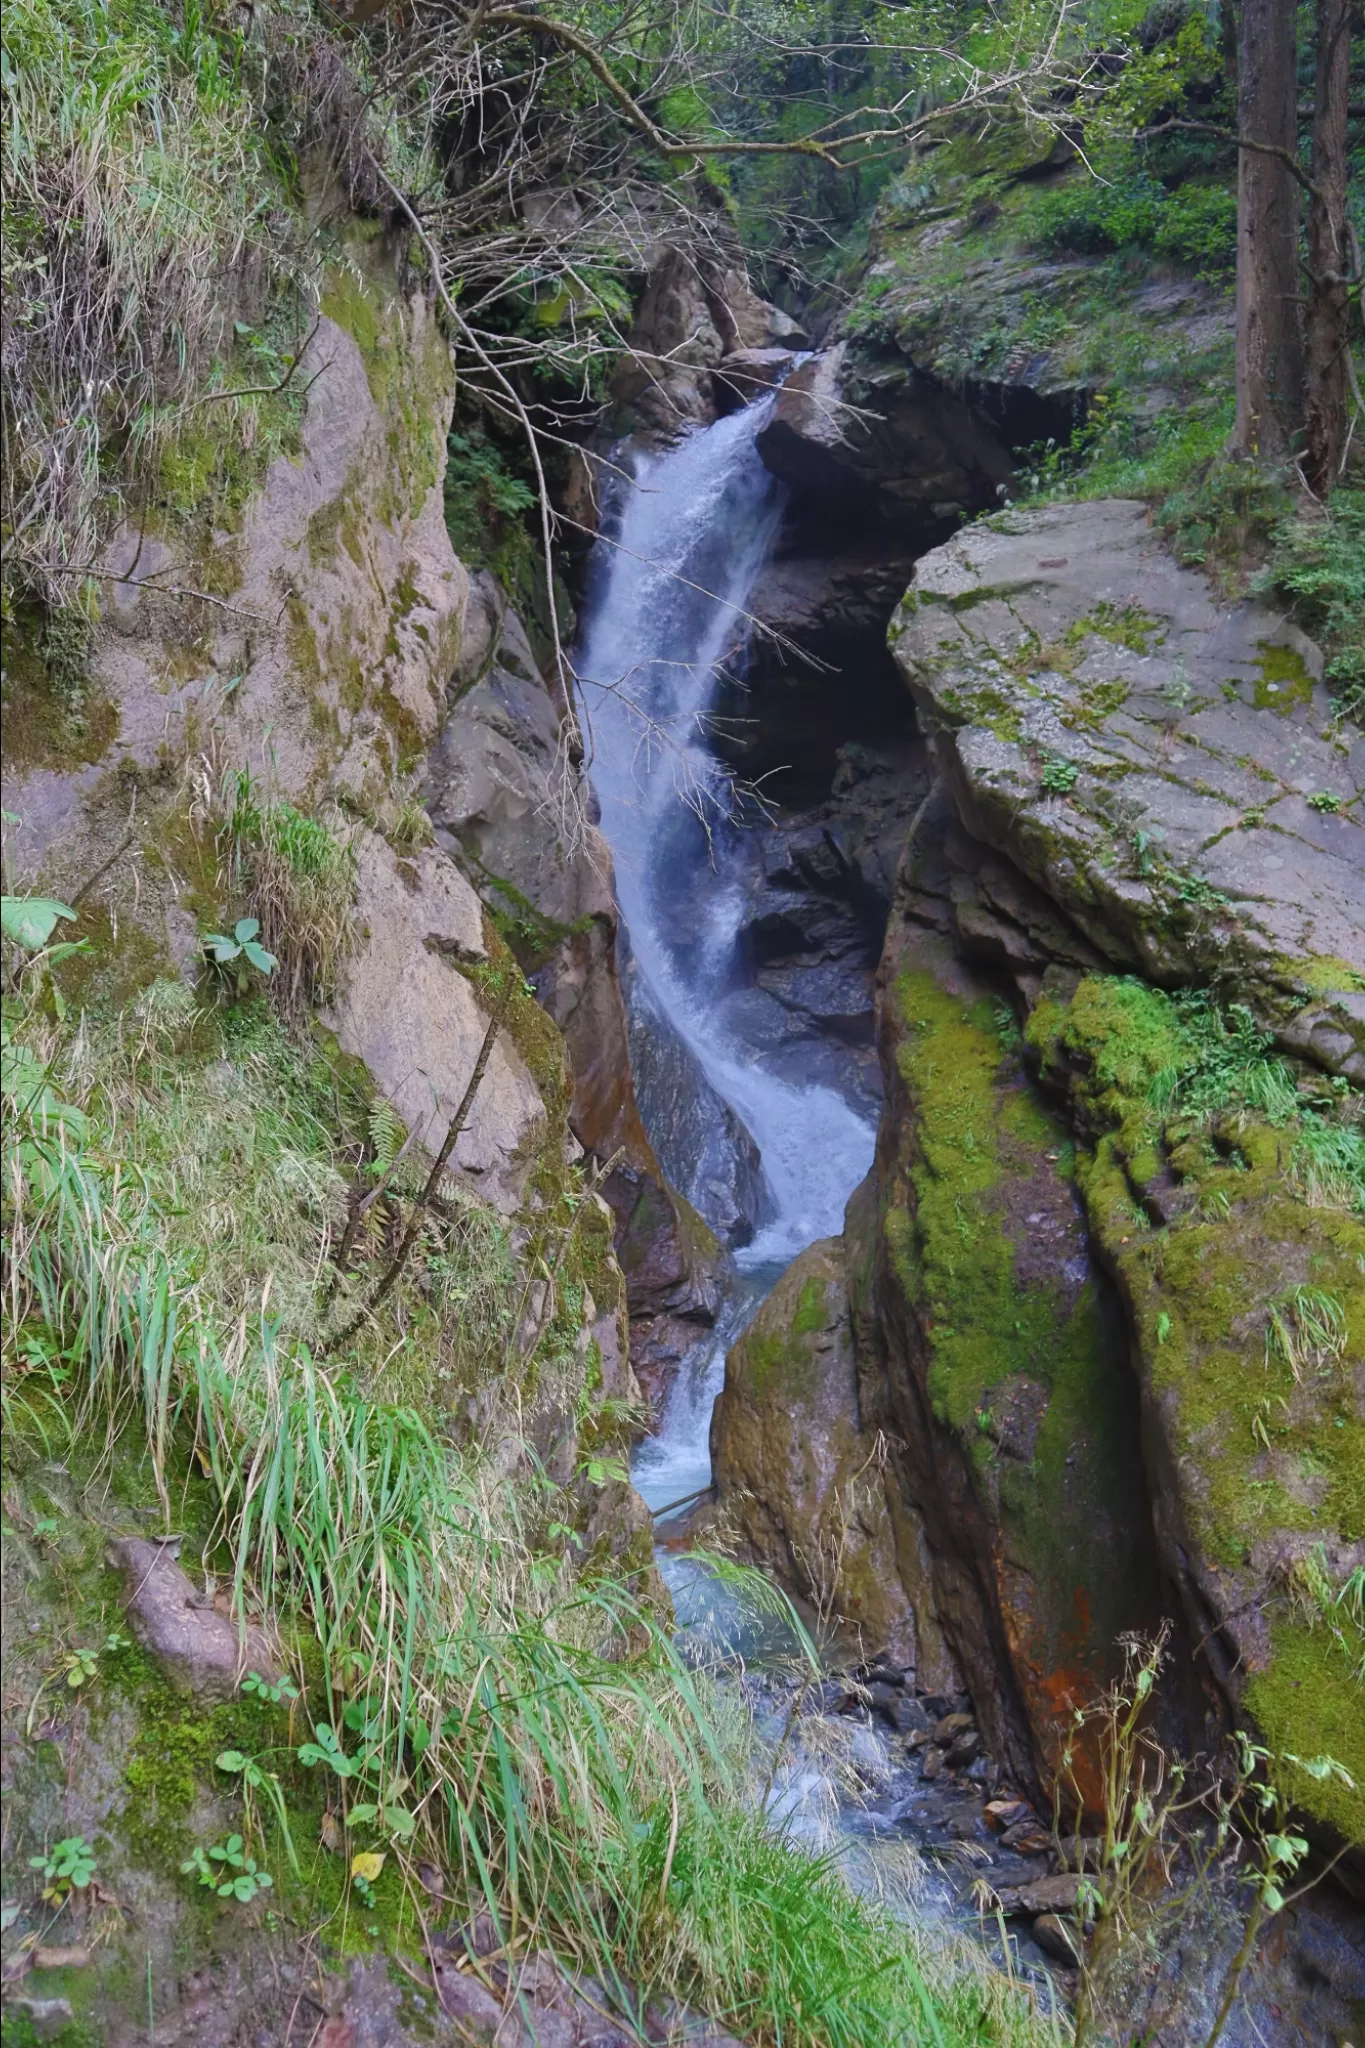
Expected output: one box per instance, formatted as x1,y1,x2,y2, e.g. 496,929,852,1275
891,499,1365,1077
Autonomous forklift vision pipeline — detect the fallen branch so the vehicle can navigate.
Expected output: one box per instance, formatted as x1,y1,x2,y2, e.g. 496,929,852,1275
324,975,517,1351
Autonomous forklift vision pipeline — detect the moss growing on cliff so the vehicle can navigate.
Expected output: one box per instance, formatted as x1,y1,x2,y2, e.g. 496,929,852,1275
1028,970,1365,1842
886,965,1156,1730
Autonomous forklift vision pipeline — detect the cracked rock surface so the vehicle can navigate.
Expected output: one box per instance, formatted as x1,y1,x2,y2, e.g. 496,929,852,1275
891,498,1365,1079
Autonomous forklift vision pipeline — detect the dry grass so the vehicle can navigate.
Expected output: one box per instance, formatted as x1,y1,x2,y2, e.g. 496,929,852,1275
0,0,311,605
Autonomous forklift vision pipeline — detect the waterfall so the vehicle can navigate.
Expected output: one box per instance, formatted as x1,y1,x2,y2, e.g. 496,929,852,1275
574,395,876,1508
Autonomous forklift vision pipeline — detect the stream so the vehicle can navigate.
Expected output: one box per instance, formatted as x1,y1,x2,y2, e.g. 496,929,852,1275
572,396,1067,1987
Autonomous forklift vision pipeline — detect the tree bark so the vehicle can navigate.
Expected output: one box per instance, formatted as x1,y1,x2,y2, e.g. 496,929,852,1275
1302,0,1358,493
1233,0,1305,460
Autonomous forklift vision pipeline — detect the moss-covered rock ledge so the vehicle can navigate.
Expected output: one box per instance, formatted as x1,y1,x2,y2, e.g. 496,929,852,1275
870,502,1364,1846
890,498,1365,1080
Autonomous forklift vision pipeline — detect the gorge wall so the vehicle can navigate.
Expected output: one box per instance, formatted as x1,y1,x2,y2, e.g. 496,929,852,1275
688,147,1365,1871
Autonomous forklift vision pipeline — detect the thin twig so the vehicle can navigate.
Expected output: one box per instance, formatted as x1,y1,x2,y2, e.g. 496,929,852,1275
325,976,516,1350
68,825,137,909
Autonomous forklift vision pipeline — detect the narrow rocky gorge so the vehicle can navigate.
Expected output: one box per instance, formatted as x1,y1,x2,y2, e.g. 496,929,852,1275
2,14,1362,2039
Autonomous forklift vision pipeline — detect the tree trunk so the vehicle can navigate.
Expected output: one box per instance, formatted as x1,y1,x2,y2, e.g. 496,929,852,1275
1302,0,1357,494
1233,0,1305,461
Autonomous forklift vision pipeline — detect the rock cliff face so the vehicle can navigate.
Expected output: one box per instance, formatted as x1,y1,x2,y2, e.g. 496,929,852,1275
713,498,1364,1845
421,568,725,1393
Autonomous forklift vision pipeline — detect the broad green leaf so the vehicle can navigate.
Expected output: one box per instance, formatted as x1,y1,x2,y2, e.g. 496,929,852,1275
2,896,76,952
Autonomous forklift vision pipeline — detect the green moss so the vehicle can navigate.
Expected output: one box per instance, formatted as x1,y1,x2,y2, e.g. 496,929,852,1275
0,605,121,774
1244,1624,1365,1844
1270,953,1365,999
732,1264,831,1404
887,966,1155,1700
1253,640,1314,716
321,265,385,398
1036,970,1365,1836
1064,601,1164,656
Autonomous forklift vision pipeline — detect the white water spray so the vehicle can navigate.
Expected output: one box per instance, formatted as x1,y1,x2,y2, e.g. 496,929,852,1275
574,397,876,1506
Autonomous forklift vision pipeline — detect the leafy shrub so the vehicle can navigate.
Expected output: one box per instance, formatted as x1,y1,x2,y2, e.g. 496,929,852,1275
1150,183,1237,271
1261,488,1365,723
1022,163,1234,275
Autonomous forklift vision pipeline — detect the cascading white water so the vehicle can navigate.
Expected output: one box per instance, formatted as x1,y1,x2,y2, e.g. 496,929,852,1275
574,395,876,1509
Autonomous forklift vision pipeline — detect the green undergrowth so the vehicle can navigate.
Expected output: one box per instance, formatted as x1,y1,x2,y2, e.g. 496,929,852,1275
217,767,357,1029
1,927,1063,2045
1026,971,1365,1842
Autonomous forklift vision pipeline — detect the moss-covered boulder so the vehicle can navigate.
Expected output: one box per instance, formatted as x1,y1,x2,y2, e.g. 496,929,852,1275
890,498,1365,1081
1027,971,1365,1846
855,899,1162,1798
710,1235,950,1674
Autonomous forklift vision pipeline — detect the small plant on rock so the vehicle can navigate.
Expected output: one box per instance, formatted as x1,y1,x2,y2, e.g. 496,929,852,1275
30,1836,96,1904
1040,754,1080,795
203,917,277,997
181,1834,273,1903
240,1669,300,1706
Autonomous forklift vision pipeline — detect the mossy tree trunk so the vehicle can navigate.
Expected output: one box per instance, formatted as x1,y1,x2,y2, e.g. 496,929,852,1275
1233,0,1305,461
1303,0,1358,496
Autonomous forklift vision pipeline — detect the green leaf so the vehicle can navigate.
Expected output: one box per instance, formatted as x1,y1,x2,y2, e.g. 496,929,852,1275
2,896,76,952
216,1750,248,1773
242,940,277,974
233,917,262,942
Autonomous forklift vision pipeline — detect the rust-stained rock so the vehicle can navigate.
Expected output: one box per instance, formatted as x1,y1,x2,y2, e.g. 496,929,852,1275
851,826,1163,1806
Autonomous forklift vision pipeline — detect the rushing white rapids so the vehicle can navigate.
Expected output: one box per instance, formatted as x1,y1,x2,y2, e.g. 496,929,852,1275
574,395,876,1509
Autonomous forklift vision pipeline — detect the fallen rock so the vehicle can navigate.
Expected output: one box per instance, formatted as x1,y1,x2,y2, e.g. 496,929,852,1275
1031,1913,1083,1966
107,1536,278,1708
709,1234,929,1667
891,498,1365,1074
997,1873,1088,1916
1000,1816,1053,1856
932,1711,976,1744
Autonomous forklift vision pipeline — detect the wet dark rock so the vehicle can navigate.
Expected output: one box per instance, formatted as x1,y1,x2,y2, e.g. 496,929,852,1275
920,1745,945,1780
996,1873,1086,1916
897,1694,933,1734
709,1236,920,1665
863,1680,906,1726
858,1659,909,1687
712,348,797,415
919,1691,971,1718
932,1711,976,1744
756,344,1013,551
1000,1816,1053,1856
1031,1913,1083,1966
